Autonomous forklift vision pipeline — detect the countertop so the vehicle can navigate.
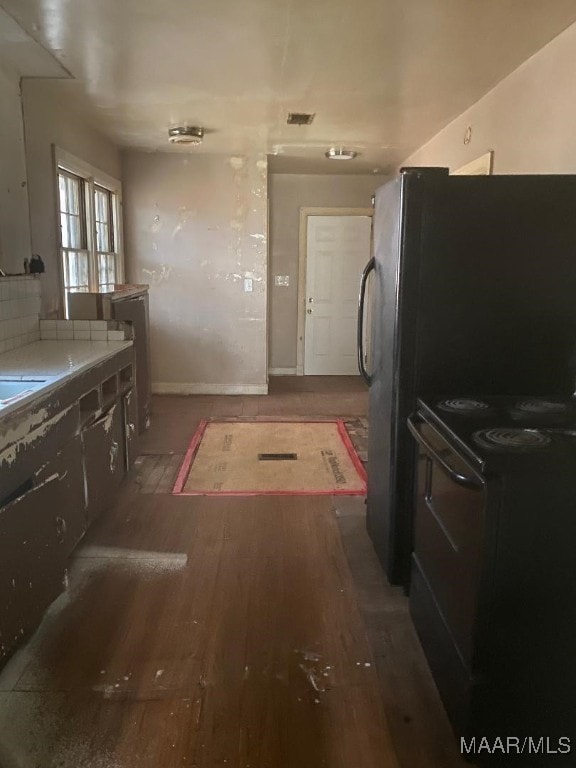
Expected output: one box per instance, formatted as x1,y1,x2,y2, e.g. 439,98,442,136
105,284,148,302
77,284,149,302
0,339,133,418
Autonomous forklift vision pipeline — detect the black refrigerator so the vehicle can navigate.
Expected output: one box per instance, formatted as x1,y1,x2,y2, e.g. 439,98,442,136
357,167,576,588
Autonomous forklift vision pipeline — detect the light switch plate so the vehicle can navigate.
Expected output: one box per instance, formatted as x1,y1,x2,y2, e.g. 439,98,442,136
244,277,253,292
274,275,290,287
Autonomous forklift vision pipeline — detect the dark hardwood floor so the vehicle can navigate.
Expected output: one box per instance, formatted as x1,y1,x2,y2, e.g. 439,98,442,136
0,376,466,768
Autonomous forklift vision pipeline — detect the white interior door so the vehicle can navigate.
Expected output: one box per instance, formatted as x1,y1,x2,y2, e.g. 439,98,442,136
304,215,372,375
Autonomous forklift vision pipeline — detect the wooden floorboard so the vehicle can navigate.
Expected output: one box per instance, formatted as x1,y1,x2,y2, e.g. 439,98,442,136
0,379,466,767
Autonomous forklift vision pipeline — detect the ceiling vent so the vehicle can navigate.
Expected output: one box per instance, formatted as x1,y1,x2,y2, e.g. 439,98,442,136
168,126,204,145
287,113,315,126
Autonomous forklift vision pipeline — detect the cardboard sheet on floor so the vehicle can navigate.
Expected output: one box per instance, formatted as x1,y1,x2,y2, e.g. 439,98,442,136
172,420,366,496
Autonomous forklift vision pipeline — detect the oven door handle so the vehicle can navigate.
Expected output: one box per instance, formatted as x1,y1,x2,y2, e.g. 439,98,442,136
407,416,482,489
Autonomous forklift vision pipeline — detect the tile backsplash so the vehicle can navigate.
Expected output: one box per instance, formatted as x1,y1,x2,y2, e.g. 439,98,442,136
0,276,41,353
39,319,132,342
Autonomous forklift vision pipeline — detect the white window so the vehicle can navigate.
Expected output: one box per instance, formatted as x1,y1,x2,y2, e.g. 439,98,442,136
54,148,124,315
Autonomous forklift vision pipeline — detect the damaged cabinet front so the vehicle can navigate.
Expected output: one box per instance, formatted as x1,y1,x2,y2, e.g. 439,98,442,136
122,388,139,470
0,473,71,661
83,403,125,524
0,345,136,666
34,436,86,556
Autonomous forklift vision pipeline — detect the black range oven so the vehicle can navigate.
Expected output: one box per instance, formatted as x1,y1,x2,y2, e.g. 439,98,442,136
408,397,576,763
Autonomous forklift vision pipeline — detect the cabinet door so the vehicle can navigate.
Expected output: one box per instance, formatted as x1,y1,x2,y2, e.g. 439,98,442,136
123,388,139,470
83,403,125,524
0,474,68,662
113,295,151,433
35,435,87,556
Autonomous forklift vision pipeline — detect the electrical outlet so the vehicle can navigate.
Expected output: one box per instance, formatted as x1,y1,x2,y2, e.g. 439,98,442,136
274,275,290,287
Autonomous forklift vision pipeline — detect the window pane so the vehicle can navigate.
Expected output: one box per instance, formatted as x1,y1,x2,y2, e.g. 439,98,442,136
58,175,67,210
96,222,110,252
64,251,90,290
95,189,109,222
60,213,69,247
60,213,82,249
98,253,117,287
58,173,81,215
70,216,81,248
95,189,106,222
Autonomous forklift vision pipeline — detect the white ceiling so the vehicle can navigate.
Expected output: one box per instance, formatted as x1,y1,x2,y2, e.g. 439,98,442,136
0,6,67,78
2,0,576,173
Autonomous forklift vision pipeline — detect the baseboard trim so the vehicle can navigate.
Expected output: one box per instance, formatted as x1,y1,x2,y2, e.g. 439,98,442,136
268,367,297,376
152,382,268,396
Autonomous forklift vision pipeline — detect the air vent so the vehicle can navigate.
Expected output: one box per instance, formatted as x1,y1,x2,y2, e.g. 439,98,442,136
287,113,315,126
258,453,298,461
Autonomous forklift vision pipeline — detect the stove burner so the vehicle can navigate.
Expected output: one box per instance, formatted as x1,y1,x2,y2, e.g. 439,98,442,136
438,398,490,414
473,428,552,450
514,399,568,414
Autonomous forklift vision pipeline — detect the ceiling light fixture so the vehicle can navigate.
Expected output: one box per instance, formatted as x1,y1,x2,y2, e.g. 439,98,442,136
325,147,357,160
168,126,204,145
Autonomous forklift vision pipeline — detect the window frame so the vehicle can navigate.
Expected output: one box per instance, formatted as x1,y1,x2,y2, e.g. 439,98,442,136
53,146,124,315
94,184,118,292
57,169,91,295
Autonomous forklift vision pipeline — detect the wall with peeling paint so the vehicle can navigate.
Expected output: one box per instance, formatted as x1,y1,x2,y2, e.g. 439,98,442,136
268,173,388,372
122,151,268,394
0,60,32,275
21,79,122,318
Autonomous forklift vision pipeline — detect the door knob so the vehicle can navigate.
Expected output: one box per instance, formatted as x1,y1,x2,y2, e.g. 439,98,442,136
307,308,313,314
308,297,313,303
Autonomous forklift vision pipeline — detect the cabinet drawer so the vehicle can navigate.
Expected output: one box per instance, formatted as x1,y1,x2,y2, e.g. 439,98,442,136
0,404,79,505
411,421,486,665
410,555,473,735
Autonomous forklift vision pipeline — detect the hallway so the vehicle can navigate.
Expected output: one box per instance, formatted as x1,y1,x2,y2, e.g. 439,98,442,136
0,378,465,768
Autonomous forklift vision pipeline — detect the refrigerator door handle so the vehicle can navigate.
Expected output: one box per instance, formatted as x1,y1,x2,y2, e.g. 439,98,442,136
358,257,375,384
407,416,482,490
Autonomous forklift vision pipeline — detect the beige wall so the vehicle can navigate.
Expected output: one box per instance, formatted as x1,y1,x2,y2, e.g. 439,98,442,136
0,61,31,274
122,151,268,394
21,79,122,317
268,173,387,371
403,21,576,173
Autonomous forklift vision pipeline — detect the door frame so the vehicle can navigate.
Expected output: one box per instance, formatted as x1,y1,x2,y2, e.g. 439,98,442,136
297,207,373,375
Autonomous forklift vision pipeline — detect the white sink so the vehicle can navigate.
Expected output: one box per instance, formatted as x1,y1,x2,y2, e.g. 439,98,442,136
0,379,46,406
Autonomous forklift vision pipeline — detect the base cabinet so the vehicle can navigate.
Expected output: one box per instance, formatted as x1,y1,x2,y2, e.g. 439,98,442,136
0,474,70,662
0,347,137,666
83,403,125,524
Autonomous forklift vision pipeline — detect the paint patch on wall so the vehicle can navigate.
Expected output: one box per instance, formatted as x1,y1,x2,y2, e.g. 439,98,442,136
229,156,246,171
142,265,173,285
172,207,197,239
